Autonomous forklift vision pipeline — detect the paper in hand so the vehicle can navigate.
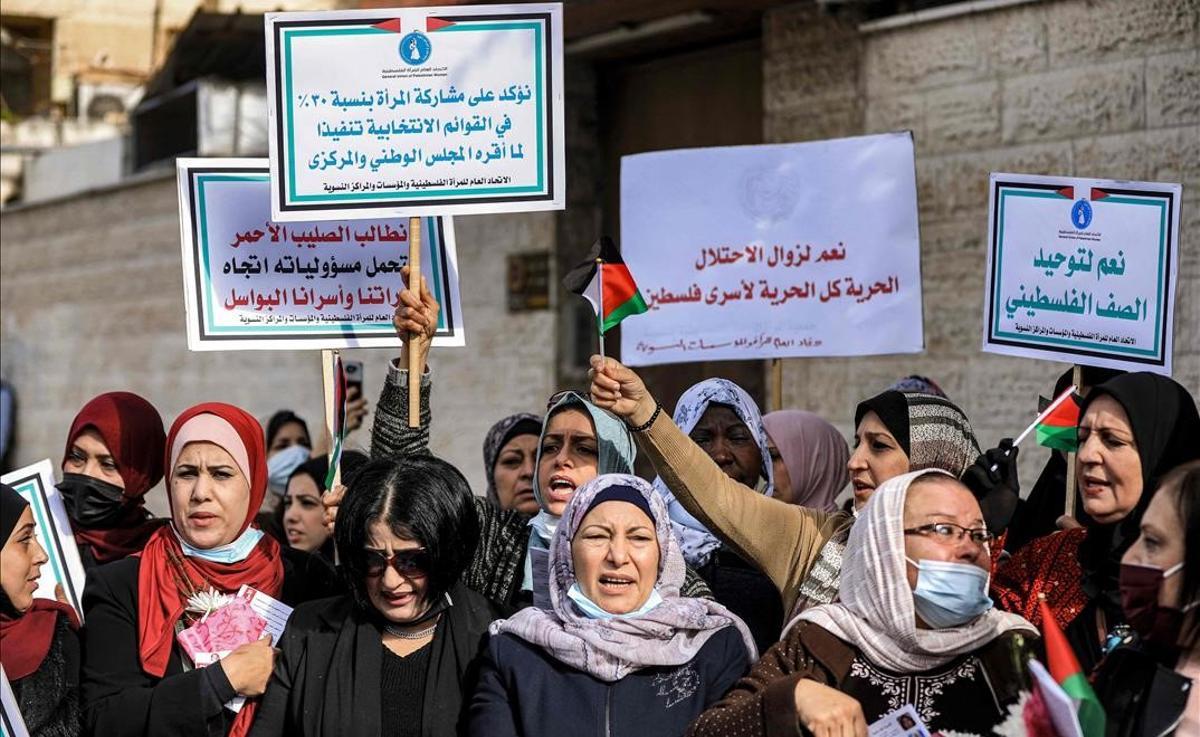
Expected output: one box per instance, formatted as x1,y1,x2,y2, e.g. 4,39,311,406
868,705,930,737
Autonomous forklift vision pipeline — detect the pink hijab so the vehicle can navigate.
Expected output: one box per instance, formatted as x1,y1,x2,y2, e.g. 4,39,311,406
763,410,849,513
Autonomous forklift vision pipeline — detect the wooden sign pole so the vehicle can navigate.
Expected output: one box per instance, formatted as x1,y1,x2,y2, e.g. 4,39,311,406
408,217,422,428
770,358,783,412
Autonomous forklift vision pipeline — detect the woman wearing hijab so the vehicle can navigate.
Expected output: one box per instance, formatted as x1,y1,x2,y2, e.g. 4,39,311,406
250,455,501,737
277,450,368,561
59,391,167,569
689,469,1038,737
652,378,783,653
470,474,755,737
991,372,1200,673
345,273,709,610
80,402,340,737
589,357,985,627
481,412,542,514
1,482,81,737
1092,461,1199,737
762,410,849,512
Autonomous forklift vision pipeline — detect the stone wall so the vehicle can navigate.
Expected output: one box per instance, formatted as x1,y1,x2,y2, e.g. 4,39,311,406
763,0,1200,486
0,175,558,512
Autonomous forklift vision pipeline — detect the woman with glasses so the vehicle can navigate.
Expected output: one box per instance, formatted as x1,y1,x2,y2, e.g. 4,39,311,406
250,454,502,737
689,469,1038,737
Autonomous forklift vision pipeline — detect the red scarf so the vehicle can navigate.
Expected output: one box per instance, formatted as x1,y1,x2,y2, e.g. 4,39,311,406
74,508,167,564
136,402,282,737
0,600,80,680
64,392,166,560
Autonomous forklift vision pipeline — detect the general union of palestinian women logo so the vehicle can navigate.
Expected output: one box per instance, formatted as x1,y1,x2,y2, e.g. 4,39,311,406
1070,199,1093,230
399,32,432,65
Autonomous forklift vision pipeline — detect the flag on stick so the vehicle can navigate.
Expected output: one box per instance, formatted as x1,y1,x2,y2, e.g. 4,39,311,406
1039,597,1106,737
562,237,648,335
324,354,347,489
1033,386,1081,453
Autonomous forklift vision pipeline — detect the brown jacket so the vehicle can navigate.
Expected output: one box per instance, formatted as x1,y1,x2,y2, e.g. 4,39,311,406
686,621,1036,737
637,411,849,616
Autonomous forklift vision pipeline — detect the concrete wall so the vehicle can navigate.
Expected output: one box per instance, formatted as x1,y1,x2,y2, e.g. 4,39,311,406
763,0,1200,486
0,175,557,512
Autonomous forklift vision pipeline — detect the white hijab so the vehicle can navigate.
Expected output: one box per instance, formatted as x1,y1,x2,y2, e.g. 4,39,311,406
789,469,1036,672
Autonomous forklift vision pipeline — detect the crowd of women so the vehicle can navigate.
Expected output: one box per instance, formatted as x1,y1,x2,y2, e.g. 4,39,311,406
2,271,1198,737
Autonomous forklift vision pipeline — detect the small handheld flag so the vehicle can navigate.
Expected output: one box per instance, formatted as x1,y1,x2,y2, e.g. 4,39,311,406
324,355,347,489
1033,386,1082,453
562,237,648,346
1039,597,1106,737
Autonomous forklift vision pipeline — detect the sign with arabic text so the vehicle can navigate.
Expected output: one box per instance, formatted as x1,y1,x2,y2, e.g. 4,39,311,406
177,158,465,351
620,133,923,366
983,173,1180,374
1,460,87,623
264,4,565,221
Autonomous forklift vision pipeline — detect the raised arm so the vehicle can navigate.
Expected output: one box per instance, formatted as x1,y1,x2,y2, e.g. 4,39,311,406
371,265,437,462
588,356,835,607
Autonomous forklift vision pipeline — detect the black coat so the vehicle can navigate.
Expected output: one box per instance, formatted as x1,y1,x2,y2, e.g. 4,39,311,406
468,627,749,737
80,547,340,737
9,614,80,737
249,583,502,737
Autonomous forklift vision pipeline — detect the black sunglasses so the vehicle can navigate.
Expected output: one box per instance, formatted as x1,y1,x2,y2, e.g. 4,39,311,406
363,547,431,579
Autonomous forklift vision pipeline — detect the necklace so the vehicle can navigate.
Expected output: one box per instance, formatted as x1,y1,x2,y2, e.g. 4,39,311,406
384,621,437,640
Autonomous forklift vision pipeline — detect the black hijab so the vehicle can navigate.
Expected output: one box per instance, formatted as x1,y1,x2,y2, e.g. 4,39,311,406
1,482,29,616
1077,372,1200,607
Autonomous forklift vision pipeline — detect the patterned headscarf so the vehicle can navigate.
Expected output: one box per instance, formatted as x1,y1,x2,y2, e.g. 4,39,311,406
492,473,756,681
652,379,774,568
855,391,981,477
791,469,1036,672
482,412,542,507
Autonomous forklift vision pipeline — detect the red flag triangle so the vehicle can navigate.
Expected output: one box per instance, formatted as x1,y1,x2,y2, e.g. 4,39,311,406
427,17,455,31
1090,187,1110,200
372,19,403,33
1056,186,1074,199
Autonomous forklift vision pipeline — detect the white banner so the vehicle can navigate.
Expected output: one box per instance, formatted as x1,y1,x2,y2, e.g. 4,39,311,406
619,133,923,366
264,4,565,221
1,460,86,622
177,158,465,351
983,173,1180,374
1,667,31,737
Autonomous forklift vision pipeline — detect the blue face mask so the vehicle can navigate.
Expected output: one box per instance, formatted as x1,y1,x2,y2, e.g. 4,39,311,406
267,444,310,494
178,526,265,564
566,582,664,620
905,557,993,628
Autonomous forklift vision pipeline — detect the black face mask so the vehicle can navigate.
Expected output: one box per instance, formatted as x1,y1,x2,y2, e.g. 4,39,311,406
57,473,127,528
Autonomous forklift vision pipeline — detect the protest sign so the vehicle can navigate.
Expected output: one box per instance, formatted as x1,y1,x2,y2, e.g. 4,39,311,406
983,174,1180,374
619,132,923,366
1,668,30,737
0,460,87,621
177,158,465,351
264,4,565,221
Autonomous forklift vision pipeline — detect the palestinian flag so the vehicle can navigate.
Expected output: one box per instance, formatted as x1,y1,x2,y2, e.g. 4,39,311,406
1040,598,1106,737
562,237,648,335
1035,389,1080,453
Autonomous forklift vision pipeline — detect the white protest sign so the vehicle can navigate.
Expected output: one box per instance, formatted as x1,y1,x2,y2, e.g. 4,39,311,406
620,132,923,366
1,667,30,737
983,173,1180,374
1,460,87,621
264,4,565,221
177,158,465,351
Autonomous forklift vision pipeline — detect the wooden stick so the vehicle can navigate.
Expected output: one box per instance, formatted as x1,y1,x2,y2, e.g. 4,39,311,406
321,349,341,489
1064,364,1082,518
596,258,605,360
408,216,422,428
770,358,783,412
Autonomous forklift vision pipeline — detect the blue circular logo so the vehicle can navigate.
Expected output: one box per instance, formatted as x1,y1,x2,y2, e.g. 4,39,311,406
399,32,432,65
1071,199,1093,230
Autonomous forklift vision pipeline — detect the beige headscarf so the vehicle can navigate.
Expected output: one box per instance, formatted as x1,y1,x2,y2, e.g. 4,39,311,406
789,469,1035,672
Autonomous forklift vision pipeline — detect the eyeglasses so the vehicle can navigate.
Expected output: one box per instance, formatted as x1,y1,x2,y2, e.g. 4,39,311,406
903,522,993,547
363,548,431,579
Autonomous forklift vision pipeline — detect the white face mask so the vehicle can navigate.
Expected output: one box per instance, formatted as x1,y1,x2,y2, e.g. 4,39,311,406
267,444,310,494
